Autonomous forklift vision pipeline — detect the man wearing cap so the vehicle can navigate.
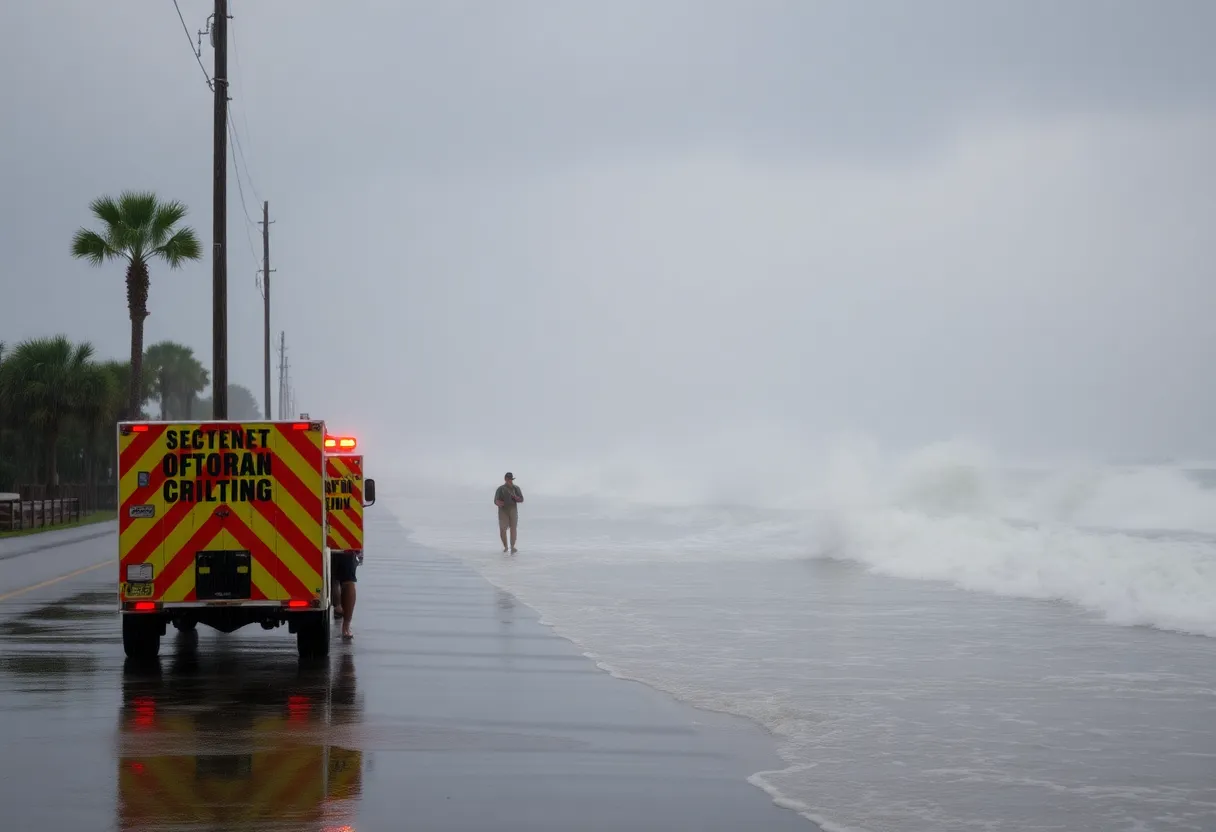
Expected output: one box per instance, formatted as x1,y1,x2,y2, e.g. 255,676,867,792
494,472,524,553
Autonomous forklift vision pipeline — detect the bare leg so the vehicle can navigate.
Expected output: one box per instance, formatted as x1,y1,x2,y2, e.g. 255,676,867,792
499,525,508,551
341,581,355,637
509,518,518,552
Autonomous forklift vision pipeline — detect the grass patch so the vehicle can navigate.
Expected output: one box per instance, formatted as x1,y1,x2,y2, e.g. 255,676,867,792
0,510,117,539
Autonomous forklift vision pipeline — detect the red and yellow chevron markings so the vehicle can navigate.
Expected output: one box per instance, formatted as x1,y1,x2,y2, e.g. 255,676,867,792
324,454,364,553
118,422,327,603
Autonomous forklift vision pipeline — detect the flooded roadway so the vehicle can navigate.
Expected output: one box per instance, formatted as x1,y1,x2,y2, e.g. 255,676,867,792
0,513,811,831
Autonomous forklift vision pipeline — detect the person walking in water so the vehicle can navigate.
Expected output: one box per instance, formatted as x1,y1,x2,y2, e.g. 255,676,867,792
494,472,524,552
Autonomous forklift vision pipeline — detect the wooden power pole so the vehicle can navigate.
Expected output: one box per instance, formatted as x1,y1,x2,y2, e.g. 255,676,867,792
211,0,229,419
260,201,273,419
277,331,287,420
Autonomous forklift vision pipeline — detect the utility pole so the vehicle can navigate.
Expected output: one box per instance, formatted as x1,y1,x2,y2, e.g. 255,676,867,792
260,201,274,419
277,331,287,420
211,0,229,419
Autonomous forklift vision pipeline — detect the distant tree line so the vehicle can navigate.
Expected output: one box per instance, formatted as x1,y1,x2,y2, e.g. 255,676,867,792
0,337,260,494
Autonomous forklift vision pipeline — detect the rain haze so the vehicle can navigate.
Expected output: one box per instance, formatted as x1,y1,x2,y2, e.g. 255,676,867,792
3,3,1216,831
3,1,1215,478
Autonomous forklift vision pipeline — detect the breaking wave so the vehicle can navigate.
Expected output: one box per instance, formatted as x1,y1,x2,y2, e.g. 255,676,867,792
385,435,1216,638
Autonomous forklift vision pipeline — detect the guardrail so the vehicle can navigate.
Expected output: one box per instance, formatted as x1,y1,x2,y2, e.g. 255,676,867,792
0,497,83,532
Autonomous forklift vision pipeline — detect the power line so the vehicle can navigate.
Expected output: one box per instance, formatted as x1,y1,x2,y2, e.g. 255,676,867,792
226,116,261,289
227,102,261,212
229,15,262,204
227,116,257,228
223,8,263,291
171,0,213,88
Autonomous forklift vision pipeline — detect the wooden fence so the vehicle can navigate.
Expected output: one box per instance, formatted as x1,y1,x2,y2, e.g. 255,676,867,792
13,483,117,513
0,497,83,532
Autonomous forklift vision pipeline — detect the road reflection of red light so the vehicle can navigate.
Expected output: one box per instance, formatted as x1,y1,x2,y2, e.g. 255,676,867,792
131,696,156,729
287,694,312,721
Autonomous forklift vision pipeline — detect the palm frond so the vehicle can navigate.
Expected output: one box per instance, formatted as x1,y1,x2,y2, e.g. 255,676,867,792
119,191,159,230
118,191,159,260
71,341,96,368
150,200,190,248
157,227,204,267
88,195,123,229
70,229,119,265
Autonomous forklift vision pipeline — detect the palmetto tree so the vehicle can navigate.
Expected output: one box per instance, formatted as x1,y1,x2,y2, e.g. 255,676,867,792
70,191,202,420
0,336,99,490
75,359,117,506
145,340,210,419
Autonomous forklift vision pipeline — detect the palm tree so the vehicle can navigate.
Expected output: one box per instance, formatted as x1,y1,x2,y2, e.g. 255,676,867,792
98,359,153,420
175,350,209,419
0,336,98,491
145,341,210,420
70,192,203,420
97,359,136,486
144,341,176,420
75,360,117,510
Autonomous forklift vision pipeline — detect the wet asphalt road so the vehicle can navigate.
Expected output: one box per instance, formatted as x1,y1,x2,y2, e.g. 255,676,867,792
0,513,812,831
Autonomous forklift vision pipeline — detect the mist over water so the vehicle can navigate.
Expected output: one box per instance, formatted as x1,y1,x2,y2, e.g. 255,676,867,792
385,435,1216,639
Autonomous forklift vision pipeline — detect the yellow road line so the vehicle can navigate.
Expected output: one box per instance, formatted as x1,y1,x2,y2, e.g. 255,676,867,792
0,559,115,603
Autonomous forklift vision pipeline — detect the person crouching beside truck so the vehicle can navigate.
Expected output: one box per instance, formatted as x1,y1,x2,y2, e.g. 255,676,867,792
495,472,523,553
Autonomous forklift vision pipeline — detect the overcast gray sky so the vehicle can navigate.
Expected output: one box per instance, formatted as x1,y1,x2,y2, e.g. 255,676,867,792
2,1,1214,484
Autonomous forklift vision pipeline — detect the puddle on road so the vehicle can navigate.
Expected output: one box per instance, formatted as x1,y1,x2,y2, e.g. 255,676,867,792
0,587,117,643
0,652,98,677
23,604,112,621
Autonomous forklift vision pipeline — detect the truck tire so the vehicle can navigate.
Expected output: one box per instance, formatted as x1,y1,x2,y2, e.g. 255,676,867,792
296,611,331,659
123,614,161,661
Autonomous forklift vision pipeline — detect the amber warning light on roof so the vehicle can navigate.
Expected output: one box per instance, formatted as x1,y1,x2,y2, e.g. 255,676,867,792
324,436,357,451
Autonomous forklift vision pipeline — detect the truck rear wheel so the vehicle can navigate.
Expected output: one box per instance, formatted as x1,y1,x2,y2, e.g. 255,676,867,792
123,614,162,661
295,611,331,659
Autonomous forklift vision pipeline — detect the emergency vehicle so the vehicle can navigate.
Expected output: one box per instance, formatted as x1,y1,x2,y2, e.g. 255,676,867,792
117,654,362,829
323,434,373,567
116,419,373,660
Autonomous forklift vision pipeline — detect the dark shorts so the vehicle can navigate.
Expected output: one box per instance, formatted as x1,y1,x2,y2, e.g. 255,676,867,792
331,552,358,584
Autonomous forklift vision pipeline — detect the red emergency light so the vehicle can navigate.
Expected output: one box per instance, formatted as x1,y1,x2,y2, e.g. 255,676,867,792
324,436,357,451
